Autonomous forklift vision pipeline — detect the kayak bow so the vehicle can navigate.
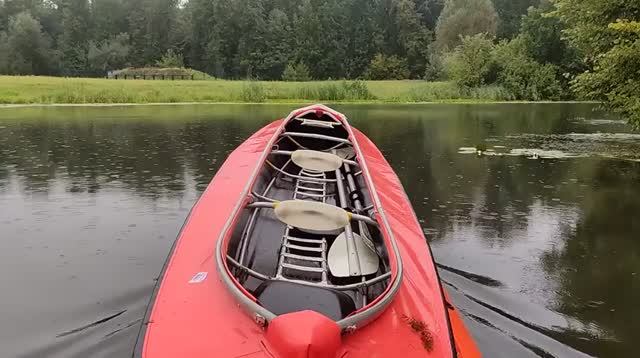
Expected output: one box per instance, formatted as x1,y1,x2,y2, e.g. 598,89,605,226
134,105,481,358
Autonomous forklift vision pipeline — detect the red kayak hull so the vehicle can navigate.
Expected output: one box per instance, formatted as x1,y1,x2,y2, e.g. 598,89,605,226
134,114,480,357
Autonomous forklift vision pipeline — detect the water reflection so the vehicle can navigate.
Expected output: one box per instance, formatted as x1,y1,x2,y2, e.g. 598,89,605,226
0,104,638,357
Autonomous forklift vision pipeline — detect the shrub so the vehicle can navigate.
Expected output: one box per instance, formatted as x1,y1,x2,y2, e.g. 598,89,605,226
441,33,564,101
282,61,311,81
493,38,562,101
315,83,341,101
442,33,496,88
155,49,184,68
572,36,640,128
341,80,375,100
240,81,266,102
294,81,374,101
365,54,410,80
424,47,445,81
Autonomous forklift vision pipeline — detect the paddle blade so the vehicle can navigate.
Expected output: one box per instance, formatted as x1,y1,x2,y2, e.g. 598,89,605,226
328,232,379,277
274,200,350,232
291,150,343,172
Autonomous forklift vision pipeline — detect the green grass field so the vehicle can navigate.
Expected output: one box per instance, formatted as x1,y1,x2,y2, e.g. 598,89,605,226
0,76,514,104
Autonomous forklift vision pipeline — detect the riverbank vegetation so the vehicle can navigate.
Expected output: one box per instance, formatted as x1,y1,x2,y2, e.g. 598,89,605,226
0,0,637,125
0,76,516,104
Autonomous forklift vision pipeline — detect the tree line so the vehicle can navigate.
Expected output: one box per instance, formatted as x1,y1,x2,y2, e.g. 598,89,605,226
0,0,638,126
0,0,543,79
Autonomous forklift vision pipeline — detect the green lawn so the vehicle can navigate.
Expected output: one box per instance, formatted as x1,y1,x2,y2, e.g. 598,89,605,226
0,76,513,104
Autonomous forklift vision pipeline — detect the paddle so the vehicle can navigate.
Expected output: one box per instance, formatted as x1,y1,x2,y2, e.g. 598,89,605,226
328,166,379,277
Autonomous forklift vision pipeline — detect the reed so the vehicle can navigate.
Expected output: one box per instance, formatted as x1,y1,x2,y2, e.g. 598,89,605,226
1,76,520,104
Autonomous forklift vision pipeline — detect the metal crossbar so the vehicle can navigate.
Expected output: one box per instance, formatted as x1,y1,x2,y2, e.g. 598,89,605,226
276,232,329,283
227,254,391,291
294,169,329,203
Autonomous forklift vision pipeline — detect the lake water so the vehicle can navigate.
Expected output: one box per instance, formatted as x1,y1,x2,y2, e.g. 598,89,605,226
1,104,638,357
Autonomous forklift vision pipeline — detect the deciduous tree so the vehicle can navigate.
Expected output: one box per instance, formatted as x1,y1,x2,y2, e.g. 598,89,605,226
435,0,498,51
554,0,640,127
57,0,91,76
2,11,57,75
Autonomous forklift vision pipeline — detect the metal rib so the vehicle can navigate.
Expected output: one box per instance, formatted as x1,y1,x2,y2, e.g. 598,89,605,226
236,174,278,264
282,263,325,273
295,192,333,199
285,243,324,252
265,161,336,183
225,256,392,290
226,257,270,281
296,185,325,192
281,132,351,144
284,252,324,262
285,236,324,244
251,191,276,202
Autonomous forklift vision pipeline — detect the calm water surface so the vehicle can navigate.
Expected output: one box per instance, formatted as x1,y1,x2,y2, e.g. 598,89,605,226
1,104,639,357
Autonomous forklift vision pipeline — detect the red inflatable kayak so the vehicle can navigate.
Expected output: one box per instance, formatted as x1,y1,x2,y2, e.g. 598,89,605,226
133,105,480,358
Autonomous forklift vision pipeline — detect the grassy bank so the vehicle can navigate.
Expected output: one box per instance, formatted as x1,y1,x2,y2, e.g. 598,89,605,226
0,76,515,104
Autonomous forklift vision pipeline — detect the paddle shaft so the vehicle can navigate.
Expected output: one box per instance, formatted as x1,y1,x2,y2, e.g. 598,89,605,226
345,163,371,305
345,164,376,252
335,168,363,276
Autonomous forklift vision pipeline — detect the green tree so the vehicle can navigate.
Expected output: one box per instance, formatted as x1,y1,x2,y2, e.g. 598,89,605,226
1,1,65,49
87,33,130,75
145,0,179,65
443,34,496,87
435,0,498,51
416,0,445,29
374,0,432,78
155,48,183,68
186,0,222,76
492,0,539,39
554,0,640,127
126,0,179,67
56,0,90,76
395,0,433,77
365,53,410,80
232,0,267,78
1,11,57,75
261,9,293,79
493,37,562,100
281,61,311,81
342,0,381,78
126,0,147,66
91,0,128,42
292,0,348,79
0,30,10,73
519,1,578,72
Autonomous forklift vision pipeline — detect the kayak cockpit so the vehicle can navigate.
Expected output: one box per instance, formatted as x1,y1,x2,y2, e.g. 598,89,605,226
217,105,402,332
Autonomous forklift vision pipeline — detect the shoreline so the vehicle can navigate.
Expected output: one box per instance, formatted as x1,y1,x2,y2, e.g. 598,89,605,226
0,101,599,108
1,76,590,106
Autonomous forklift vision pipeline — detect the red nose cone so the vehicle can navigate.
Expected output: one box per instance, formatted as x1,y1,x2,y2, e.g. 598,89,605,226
264,310,342,358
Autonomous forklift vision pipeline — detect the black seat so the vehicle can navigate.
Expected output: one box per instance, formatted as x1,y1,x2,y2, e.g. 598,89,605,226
254,280,356,321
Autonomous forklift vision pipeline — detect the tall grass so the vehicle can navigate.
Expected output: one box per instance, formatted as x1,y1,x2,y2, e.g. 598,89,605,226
293,81,375,101
240,81,266,103
407,82,512,102
0,76,528,104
